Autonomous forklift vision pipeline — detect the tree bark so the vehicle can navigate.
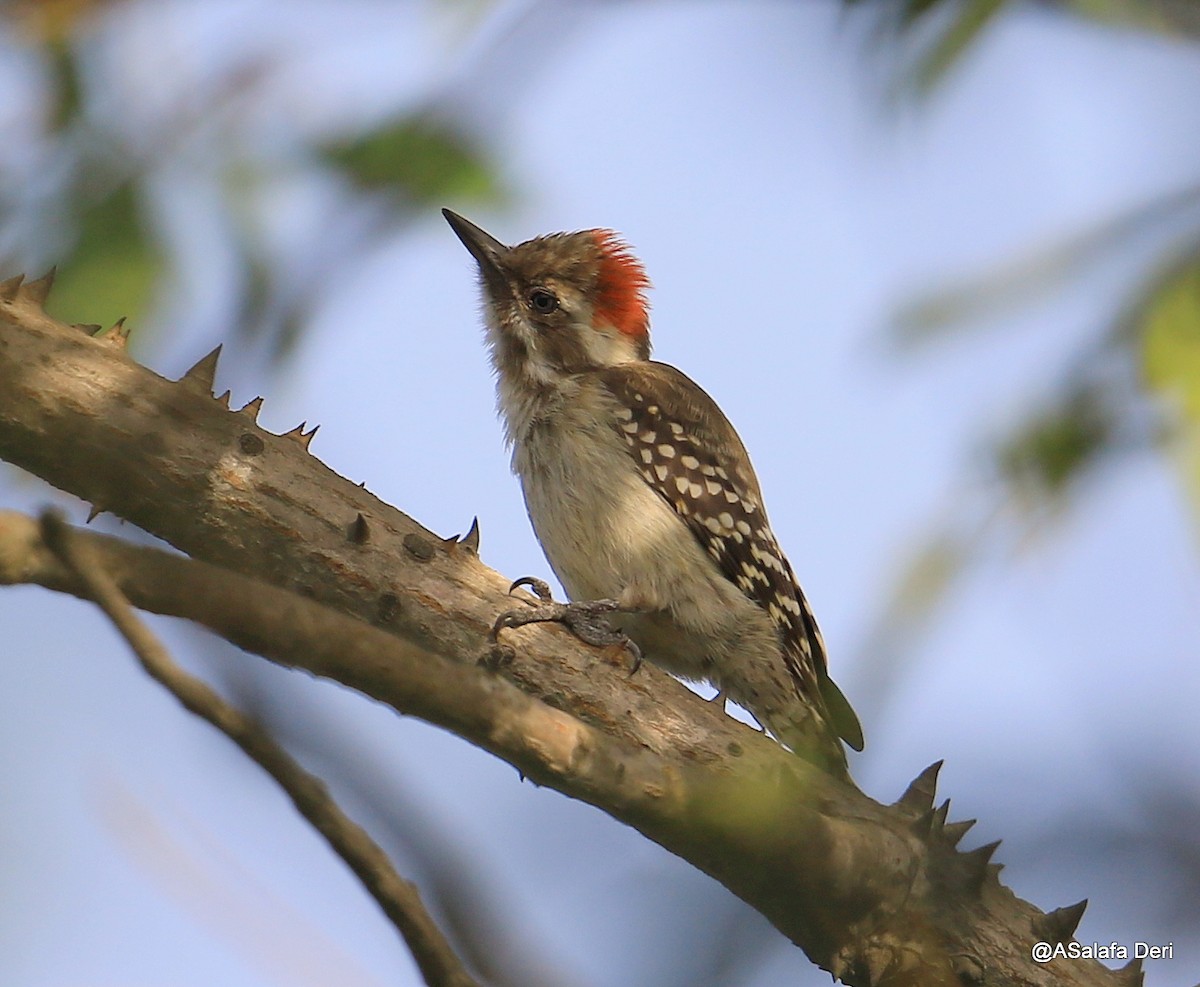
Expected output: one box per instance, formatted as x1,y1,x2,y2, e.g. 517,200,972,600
0,273,1146,987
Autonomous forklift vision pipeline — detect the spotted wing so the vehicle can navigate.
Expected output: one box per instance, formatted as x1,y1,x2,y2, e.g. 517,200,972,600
599,363,862,750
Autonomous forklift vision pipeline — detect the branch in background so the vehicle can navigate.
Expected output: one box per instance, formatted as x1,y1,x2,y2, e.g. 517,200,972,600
37,511,481,987
0,509,673,804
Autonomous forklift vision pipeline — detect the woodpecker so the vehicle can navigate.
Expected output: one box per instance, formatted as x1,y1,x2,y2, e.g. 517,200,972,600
444,209,863,772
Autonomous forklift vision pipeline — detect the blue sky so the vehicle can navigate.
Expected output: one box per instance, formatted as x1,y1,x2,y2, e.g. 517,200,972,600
2,2,1200,985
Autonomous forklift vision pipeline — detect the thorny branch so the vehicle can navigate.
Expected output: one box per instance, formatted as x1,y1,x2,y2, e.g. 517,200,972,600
0,272,1149,986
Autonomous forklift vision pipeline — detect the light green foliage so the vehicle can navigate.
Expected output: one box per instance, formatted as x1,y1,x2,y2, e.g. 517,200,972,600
322,115,500,204
996,381,1116,506
48,183,162,330
1,9,502,359
843,0,1200,658
846,0,1200,91
1142,258,1200,514
912,0,1007,91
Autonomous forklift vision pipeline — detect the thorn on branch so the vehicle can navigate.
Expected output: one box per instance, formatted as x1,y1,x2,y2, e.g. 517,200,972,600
911,805,937,839
179,345,223,395
931,798,950,834
442,516,481,554
960,840,1002,891
348,512,371,545
941,818,975,847
0,273,24,300
1033,898,1087,944
460,516,480,553
23,267,56,306
282,421,319,451
94,317,130,350
1115,956,1144,987
896,759,943,813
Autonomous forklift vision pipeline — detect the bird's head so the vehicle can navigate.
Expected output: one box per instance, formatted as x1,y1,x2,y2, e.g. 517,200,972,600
443,209,652,381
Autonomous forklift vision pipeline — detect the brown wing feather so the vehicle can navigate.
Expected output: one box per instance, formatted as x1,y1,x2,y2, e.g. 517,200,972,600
598,366,820,670
597,362,863,750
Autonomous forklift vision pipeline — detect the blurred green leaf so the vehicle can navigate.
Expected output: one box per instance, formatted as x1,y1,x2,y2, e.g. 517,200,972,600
1141,258,1200,510
996,382,1114,504
893,182,1200,347
322,115,500,204
45,36,82,131
843,0,946,20
1064,0,1200,39
889,532,968,619
844,0,1200,47
900,0,951,25
914,0,1009,90
48,182,162,330
10,0,117,42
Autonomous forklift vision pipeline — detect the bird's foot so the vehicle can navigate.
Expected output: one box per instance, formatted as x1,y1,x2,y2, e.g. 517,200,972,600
493,578,643,674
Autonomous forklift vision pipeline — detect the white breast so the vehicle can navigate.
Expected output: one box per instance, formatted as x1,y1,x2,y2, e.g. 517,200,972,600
515,404,677,602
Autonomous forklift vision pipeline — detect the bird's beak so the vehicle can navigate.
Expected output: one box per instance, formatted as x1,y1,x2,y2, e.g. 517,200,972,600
442,209,510,291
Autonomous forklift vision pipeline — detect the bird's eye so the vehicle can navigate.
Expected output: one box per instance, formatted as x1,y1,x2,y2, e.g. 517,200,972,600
528,288,559,315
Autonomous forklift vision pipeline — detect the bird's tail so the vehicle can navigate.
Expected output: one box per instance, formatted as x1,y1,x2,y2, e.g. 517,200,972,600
763,701,853,778
819,670,864,752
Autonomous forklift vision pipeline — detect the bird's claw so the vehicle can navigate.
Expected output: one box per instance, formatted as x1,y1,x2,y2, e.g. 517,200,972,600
490,591,642,674
508,575,553,602
623,638,643,676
